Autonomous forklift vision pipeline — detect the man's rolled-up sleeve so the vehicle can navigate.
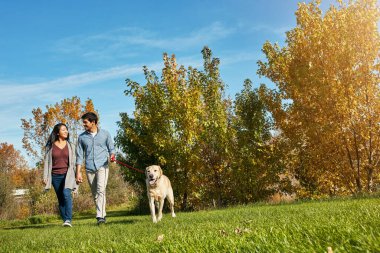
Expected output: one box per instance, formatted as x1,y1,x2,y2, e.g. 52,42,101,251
76,137,84,166
106,132,115,155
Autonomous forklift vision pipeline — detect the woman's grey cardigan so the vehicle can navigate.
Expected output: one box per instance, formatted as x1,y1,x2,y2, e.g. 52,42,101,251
43,142,78,191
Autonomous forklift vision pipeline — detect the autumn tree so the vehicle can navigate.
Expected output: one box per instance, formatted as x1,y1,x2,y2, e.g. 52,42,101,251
230,79,284,202
11,168,30,189
258,0,380,195
193,47,235,207
119,52,205,210
0,143,28,218
118,47,236,209
21,96,95,163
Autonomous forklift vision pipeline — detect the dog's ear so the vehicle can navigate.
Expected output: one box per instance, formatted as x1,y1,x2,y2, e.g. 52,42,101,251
159,166,163,177
145,167,149,177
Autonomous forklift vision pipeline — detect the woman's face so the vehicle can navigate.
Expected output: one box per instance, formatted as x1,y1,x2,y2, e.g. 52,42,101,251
58,125,68,140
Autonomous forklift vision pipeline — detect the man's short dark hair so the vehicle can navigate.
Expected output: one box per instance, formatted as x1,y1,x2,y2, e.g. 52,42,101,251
81,112,98,124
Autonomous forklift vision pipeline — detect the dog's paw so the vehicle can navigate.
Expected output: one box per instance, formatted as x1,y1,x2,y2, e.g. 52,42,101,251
172,213,176,218
152,218,158,223
157,215,162,222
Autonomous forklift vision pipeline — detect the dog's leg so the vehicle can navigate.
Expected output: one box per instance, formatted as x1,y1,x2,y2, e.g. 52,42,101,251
157,198,164,222
168,188,176,218
149,198,157,223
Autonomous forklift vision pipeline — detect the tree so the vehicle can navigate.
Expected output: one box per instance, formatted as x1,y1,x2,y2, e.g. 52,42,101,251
194,47,234,207
115,115,156,184
11,168,30,189
0,143,28,218
119,47,233,209
230,79,281,202
21,96,95,163
257,0,380,195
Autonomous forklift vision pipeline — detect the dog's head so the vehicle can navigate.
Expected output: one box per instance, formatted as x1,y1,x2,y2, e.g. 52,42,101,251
146,165,163,186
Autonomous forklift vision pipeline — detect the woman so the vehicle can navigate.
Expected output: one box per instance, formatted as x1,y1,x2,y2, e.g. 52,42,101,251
43,123,77,227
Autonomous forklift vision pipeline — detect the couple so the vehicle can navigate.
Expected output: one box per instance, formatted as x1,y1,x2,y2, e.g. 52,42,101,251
43,112,115,227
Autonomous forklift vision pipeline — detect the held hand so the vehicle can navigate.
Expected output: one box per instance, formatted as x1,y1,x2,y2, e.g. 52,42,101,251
76,174,83,184
110,154,116,163
43,178,47,186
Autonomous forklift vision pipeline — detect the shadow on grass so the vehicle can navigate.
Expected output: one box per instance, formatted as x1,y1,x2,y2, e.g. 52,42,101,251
106,219,139,225
1,223,59,230
73,213,96,220
73,208,148,221
107,209,148,217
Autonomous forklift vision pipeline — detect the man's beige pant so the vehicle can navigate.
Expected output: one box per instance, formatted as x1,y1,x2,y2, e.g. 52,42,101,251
86,166,109,218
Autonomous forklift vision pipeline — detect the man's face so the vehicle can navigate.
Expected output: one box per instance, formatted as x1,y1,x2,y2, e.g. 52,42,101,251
83,119,95,131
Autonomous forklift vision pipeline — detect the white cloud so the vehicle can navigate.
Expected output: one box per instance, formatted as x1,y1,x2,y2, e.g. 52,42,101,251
128,22,234,50
0,64,149,106
219,51,261,66
247,24,293,37
54,22,235,61
0,63,154,160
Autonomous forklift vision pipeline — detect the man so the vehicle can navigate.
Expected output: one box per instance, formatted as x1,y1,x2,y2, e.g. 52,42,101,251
76,112,115,225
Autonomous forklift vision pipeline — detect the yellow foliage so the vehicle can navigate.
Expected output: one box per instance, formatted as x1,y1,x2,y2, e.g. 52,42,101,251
258,0,380,194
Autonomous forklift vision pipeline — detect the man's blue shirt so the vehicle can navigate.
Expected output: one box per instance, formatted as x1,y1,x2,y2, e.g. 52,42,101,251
76,129,115,172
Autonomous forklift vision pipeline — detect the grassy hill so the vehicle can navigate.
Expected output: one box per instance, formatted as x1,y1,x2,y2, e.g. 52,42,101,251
0,198,379,252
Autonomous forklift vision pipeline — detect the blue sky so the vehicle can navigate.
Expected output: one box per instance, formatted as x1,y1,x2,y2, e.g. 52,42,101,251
0,0,336,163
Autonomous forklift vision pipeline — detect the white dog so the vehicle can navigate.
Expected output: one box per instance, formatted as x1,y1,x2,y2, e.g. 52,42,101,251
145,165,176,223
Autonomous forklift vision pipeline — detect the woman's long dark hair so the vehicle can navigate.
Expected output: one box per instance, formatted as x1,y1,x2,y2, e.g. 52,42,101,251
46,123,70,148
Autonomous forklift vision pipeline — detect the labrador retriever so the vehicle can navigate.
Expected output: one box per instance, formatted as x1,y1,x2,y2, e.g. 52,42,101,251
145,165,176,223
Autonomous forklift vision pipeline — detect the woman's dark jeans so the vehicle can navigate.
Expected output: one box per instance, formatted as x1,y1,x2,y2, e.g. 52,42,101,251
51,173,72,222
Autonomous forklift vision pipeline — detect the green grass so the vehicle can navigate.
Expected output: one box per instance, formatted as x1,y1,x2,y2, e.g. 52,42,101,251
1,198,379,252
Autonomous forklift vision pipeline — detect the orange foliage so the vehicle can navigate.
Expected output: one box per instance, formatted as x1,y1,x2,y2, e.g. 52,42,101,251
21,96,96,162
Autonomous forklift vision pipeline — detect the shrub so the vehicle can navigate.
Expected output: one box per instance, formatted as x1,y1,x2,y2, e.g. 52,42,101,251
28,214,55,224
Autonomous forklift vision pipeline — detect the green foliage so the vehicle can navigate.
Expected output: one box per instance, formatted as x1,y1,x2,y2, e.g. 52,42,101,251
115,114,156,184
231,79,285,203
118,47,231,209
28,215,56,225
117,47,278,209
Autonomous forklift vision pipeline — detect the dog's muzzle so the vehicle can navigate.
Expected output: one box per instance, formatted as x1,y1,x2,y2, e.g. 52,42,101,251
149,175,157,185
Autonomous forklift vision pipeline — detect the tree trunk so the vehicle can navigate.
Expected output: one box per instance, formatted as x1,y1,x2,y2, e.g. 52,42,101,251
353,131,362,193
367,167,373,192
181,192,188,210
355,176,362,193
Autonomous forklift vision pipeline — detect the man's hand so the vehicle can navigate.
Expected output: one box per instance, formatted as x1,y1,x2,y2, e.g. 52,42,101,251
43,178,47,186
110,154,116,163
76,173,83,184
76,165,83,184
